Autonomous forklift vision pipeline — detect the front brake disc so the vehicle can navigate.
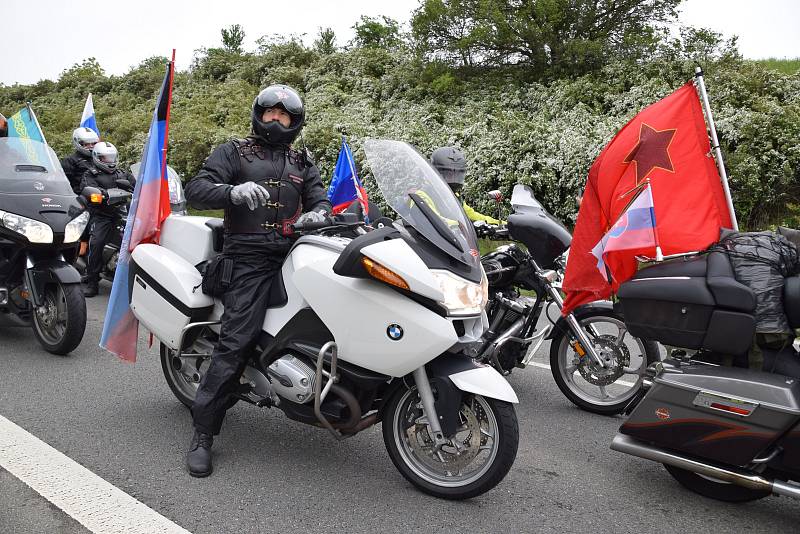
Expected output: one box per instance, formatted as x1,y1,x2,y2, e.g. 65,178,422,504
576,334,630,386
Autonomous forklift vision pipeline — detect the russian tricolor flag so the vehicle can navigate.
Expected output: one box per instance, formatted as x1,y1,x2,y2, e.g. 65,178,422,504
80,93,99,136
101,54,175,362
592,182,661,282
327,137,368,220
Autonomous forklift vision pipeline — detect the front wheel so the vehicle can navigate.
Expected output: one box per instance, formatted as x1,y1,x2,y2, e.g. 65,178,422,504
663,464,770,502
382,386,518,500
31,283,86,355
550,308,660,415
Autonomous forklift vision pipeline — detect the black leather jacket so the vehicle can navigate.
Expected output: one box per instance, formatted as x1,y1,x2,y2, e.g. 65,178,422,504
79,166,136,218
61,151,93,193
185,137,331,251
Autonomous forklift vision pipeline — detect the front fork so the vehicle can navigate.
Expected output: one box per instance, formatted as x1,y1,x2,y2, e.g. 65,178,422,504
413,366,449,448
544,283,606,368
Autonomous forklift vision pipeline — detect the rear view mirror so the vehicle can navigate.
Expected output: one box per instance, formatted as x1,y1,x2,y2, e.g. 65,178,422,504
487,190,503,203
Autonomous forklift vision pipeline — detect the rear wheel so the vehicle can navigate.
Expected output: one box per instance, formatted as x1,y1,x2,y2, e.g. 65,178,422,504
160,343,210,408
382,385,518,500
550,308,660,415
663,464,770,502
31,283,86,355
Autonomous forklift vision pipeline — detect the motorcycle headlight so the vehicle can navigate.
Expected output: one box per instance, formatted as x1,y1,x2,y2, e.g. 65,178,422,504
64,211,90,243
431,269,488,316
0,209,53,243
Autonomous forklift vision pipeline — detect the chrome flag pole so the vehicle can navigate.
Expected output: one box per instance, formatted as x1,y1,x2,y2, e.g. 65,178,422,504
694,66,739,231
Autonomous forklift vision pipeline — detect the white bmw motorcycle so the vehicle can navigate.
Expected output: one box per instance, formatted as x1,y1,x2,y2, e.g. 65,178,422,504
128,139,519,499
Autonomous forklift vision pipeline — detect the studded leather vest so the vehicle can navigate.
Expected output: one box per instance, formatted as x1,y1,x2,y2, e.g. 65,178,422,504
223,138,309,236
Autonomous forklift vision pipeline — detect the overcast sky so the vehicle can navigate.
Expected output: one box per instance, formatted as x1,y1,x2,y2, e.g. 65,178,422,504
1,0,798,86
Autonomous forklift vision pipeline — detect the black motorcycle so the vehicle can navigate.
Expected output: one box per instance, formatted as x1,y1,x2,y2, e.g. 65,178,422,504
471,184,660,415
0,137,88,354
610,239,800,503
74,185,132,282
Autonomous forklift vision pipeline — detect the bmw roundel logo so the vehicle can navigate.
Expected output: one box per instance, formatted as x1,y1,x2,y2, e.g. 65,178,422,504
387,324,404,341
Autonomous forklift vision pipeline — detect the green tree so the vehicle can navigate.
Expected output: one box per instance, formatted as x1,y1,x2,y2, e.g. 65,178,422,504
352,15,402,49
314,27,337,55
411,0,682,77
221,24,246,54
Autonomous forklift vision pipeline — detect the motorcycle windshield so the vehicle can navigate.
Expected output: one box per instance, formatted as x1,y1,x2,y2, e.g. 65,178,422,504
363,139,479,267
0,138,73,195
510,184,545,214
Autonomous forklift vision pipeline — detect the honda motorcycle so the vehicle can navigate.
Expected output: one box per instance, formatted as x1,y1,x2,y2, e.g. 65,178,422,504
0,137,89,354
128,139,519,499
471,184,660,415
610,247,800,502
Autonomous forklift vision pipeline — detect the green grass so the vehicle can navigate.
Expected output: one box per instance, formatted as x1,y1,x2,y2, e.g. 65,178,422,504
188,209,224,218
753,58,800,75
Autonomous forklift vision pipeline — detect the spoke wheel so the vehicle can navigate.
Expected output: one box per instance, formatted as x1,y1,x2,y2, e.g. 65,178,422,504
550,308,659,415
382,385,518,500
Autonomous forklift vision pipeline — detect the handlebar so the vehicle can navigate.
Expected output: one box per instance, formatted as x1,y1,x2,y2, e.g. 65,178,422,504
290,217,336,232
474,221,509,239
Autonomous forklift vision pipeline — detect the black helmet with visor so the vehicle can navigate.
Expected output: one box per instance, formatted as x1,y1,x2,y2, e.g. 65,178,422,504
431,146,467,193
251,84,305,146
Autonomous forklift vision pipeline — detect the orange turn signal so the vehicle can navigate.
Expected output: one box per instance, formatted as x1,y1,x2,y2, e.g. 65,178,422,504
89,193,104,204
361,257,409,290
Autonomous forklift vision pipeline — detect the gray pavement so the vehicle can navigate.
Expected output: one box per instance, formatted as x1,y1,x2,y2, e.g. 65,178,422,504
1,288,799,534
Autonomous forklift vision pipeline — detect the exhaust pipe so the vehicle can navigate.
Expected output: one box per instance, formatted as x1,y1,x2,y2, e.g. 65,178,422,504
611,434,800,499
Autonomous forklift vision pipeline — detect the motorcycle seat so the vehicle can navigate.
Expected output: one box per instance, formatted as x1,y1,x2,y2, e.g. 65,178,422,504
205,219,225,253
785,275,800,329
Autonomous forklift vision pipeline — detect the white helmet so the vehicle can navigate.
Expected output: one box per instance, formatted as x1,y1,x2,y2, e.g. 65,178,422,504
91,141,118,173
72,127,100,156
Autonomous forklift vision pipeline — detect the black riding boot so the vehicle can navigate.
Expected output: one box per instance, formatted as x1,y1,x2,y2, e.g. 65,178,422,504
187,430,214,477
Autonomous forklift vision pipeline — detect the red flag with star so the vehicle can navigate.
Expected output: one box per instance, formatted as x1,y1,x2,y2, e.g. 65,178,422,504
562,82,733,315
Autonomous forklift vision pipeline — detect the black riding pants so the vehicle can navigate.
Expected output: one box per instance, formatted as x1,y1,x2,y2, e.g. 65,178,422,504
86,216,117,284
192,241,283,435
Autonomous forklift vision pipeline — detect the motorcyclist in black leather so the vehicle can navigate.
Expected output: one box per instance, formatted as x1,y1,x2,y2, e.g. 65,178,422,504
183,84,331,478
79,141,135,297
62,127,100,193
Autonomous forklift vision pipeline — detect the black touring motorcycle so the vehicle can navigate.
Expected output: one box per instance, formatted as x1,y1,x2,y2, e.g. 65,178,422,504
0,137,89,354
611,230,800,503
470,184,659,415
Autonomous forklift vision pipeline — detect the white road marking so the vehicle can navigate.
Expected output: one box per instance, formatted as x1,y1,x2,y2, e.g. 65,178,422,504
526,361,638,387
0,414,191,534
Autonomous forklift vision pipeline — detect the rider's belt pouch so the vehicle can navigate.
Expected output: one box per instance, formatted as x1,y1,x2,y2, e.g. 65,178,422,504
201,254,234,297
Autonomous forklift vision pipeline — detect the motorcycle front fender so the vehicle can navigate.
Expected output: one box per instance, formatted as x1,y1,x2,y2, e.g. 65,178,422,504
426,354,518,437
544,300,614,340
25,259,82,306
428,354,519,404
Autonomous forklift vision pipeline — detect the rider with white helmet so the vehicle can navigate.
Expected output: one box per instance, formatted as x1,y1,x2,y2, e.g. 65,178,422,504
79,141,136,297
61,127,100,193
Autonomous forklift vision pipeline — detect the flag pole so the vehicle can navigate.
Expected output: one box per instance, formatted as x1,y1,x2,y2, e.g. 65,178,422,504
25,102,48,146
693,66,739,231
645,180,664,261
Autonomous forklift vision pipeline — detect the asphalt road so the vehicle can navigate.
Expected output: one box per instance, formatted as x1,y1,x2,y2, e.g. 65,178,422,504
1,289,799,534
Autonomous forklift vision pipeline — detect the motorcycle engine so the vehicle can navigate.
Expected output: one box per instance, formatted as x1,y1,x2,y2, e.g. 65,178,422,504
267,355,317,404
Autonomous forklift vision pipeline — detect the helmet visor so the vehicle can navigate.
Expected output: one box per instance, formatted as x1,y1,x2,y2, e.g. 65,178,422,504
256,87,303,115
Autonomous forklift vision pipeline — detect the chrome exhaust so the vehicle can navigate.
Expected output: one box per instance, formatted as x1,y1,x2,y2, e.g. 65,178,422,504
611,434,800,499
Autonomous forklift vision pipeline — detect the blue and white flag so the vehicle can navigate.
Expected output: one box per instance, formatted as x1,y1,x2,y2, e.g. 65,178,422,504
80,93,99,136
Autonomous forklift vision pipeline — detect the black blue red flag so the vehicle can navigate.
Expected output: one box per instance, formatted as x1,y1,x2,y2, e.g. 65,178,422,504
101,54,175,362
